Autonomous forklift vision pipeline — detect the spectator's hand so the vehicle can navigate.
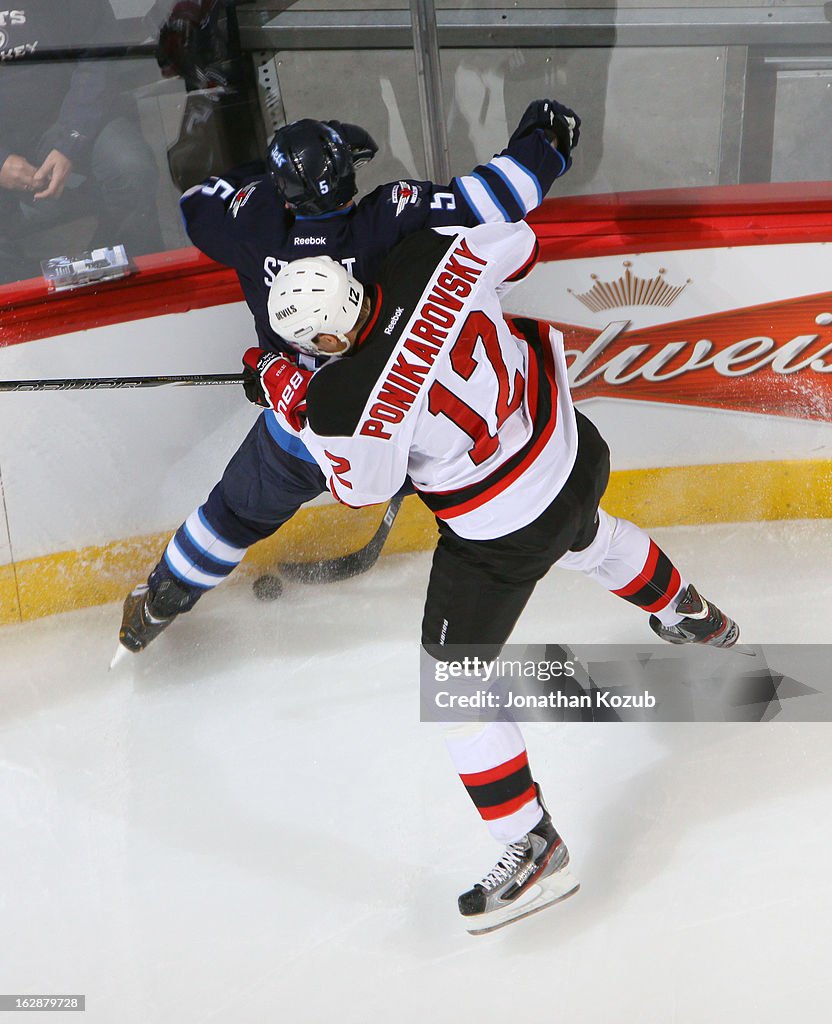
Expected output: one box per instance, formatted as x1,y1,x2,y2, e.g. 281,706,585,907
0,154,38,192
32,149,73,201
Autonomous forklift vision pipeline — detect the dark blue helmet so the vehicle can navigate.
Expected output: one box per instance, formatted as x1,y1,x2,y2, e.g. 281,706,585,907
266,118,377,216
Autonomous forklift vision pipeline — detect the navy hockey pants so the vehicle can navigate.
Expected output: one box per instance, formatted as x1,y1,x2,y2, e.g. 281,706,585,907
150,412,325,608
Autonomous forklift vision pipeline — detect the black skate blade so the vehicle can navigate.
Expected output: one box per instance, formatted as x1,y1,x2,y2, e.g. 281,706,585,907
465,881,580,936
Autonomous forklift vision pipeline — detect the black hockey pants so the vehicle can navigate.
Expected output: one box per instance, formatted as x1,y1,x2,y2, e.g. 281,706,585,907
421,410,610,662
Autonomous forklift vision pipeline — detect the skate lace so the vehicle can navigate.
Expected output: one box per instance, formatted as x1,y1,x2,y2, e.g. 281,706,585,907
479,841,528,891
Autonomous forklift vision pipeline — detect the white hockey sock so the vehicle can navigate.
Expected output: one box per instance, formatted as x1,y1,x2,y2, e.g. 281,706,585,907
444,720,544,843
555,510,687,625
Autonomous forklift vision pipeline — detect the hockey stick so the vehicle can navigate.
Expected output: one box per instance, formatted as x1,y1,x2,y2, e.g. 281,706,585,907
0,373,244,392
273,492,406,585
4,369,403,586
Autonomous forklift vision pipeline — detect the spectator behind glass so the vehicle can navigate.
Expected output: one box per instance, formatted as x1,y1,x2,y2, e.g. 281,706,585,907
0,0,163,285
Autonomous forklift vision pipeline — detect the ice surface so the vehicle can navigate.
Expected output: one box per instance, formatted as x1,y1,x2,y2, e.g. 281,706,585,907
1,520,831,1023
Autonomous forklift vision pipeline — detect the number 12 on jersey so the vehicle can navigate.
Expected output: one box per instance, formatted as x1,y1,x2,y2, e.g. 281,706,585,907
428,311,525,466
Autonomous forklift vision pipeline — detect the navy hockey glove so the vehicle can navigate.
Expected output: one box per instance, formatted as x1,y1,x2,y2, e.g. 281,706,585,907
242,349,312,430
511,99,581,174
327,121,378,168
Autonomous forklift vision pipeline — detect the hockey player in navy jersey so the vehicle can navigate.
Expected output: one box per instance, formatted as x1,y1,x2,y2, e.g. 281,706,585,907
118,100,581,653
256,224,740,933
179,104,575,362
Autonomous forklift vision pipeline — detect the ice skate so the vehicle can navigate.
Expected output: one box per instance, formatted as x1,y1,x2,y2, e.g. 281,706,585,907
458,795,579,935
117,578,191,654
649,584,739,648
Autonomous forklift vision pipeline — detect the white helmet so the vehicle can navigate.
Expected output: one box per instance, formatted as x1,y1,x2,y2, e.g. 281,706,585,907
268,256,365,357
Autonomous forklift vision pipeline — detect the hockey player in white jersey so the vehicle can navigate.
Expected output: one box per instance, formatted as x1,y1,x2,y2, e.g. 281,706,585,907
250,221,740,934
116,99,581,655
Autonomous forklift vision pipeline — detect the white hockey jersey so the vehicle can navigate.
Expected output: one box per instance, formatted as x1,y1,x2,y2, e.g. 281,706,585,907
300,221,579,541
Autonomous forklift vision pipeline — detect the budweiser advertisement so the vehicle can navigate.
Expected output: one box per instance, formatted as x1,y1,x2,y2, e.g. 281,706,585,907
509,244,832,469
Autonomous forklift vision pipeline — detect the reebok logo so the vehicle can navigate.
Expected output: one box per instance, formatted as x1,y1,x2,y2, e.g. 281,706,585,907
294,236,327,245
383,307,405,336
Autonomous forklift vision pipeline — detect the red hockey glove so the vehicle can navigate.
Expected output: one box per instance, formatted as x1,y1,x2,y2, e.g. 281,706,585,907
242,349,312,430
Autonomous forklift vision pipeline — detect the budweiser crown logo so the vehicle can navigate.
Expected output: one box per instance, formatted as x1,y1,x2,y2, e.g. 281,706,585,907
568,261,691,312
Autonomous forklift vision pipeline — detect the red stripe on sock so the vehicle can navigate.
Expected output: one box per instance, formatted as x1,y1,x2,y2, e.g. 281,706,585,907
642,566,683,613
459,750,529,787
612,540,659,599
477,785,539,822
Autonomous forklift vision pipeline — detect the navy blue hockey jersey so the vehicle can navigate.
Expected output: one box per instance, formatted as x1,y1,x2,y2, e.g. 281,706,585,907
180,130,565,358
